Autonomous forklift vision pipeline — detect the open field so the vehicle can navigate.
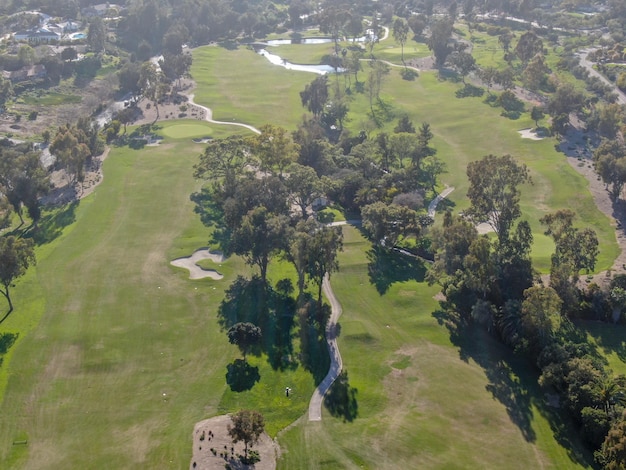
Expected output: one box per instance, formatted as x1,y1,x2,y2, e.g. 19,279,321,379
0,135,246,468
0,29,622,469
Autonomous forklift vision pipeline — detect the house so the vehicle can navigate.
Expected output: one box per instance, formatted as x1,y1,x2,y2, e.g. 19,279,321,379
2,64,47,83
14,28,59,43
81,3,123,17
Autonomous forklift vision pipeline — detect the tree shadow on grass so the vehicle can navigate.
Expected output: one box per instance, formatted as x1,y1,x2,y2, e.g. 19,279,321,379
432,306,594,466
226,359,260,392
0,332,18,368
324,370,358,422
189,188,232,252
298,300,331,385
27,201,78,245
218,276,297,372
455,83,484,98
367,246,427,295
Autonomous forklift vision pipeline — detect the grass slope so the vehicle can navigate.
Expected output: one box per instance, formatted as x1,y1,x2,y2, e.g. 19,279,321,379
278,227,591,469
0,136,241,468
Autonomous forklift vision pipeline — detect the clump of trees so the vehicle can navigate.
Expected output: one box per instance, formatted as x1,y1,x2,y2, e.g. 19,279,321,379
426,152,626,465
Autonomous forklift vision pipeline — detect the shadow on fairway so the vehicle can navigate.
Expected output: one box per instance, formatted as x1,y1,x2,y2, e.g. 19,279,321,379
226,359,260,392
324,370,358,422
218,276,298,372
367,246,427,295
29,201,78,245
298,300,331,385
432,306,594,467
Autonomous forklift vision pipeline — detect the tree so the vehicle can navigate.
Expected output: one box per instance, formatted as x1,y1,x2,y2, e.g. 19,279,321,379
307,225,343,310
514,31,543,64
366,60,390,111
139,62,167,122
286,219,316,302
115,107,135,135
17,45,35,67
284,163,321,219
450,51,476,84
0,77,12,110
540,209,599,283
253,125,299,178
194,136,251,194
362,202,420,249
388,133,420,169
50,125,91,186
408,15,427,40
159,52,192,89
601,410,626,469
87,17,107,52
0,236,35,321
466,154,530,243
394,115,415,134
227,322,261,361
345,48,364,85
520,286,562,352
530,106,544,128
228,409,265,462
498,30,514,56
300,75,328,118
61,47,78,62
117,62,142,95
428,18,453,67
478,66,498,95
0,146,49,225
522,53,549,91
231,206,290,284
392,18,410,65
594,140,626,200
547,82,585,117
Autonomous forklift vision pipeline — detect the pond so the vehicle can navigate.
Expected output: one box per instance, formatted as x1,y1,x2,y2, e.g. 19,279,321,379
265,37,333,46
257,49,345,75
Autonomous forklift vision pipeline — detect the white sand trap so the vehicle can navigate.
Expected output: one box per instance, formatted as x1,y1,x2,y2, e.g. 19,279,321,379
171,249,225,280
476,222,495,234
518,128,545,140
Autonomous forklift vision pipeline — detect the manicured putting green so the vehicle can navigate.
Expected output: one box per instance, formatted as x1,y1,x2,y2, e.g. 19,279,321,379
160,122,213,139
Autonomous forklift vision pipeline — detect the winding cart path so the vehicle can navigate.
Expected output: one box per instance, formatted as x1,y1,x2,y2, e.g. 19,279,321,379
308,274,343,421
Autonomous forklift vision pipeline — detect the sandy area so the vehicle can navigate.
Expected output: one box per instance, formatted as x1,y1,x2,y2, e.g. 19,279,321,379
518,128,545,140
190,415,279,470
171,249,225,280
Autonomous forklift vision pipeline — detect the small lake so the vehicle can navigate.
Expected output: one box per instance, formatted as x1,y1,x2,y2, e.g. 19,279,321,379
265,37,333,46
257,49,345,75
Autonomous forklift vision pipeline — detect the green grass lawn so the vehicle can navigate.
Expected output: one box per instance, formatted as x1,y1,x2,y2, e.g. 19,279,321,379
20,92,82,106
191,45,314,129
277,226,592,469
0,134,253,468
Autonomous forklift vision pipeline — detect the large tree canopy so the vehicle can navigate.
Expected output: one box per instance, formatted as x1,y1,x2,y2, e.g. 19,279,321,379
466,154,530,243
0,235,35,321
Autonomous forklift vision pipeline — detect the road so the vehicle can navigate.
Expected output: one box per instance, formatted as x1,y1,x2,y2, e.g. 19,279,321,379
577,49,626,106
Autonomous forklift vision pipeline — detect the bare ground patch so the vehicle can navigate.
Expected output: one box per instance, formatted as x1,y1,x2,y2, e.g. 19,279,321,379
190,415,279,470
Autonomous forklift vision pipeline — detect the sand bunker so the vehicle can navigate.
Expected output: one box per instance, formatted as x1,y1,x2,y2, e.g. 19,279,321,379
518,128,545,140
192,137,213,144
190,415,278,470
171,249,225,280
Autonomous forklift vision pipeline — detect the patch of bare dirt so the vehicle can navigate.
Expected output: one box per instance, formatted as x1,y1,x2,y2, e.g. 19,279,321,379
41,146,110,206
190,415,279,470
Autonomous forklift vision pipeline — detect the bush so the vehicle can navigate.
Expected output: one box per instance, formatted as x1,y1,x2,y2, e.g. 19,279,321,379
400,68,418,81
